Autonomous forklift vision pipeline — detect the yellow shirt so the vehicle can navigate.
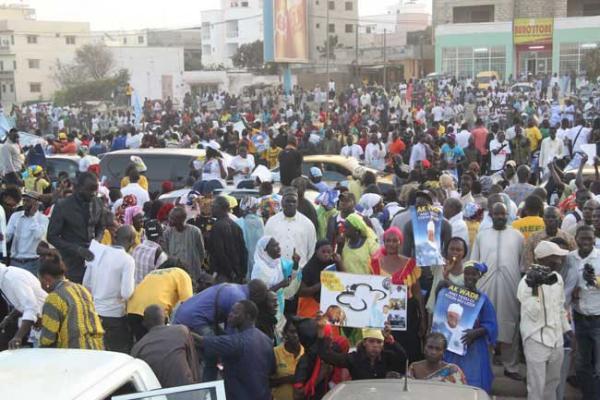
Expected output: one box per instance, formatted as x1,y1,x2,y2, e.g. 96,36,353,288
342,236,379,275
120,175,149,191
438,125,446,136
24,176,50,194
271,344,304,400
100,230,112,245
512,216,545,240
525,127,542,151
265,147,282,169
127,267,193,316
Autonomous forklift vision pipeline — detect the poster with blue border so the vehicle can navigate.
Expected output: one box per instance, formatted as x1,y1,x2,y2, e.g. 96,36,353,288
431,285,485,355
411,205,444,266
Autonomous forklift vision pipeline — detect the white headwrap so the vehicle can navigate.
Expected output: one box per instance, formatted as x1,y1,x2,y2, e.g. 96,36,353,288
251,236,283,288
358,193,382,218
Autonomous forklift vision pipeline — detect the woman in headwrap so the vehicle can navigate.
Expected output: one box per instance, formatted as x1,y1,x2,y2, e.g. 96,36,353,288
371,226,426,363
115,194,137,225
439,261,498,393
439,173,459,200
427,236,468,314
236,196,264,279
251,236,301,334
315,190,339,241
124,205,145,248
297,240,340,318
339,213,379,275
358,193,385,243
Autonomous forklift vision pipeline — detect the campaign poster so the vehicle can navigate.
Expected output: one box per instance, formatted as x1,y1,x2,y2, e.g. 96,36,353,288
411,205,444,267
320,271,407,331
431,285,485,355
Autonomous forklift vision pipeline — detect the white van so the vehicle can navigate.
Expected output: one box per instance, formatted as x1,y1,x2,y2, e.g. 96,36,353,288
0,349,225,400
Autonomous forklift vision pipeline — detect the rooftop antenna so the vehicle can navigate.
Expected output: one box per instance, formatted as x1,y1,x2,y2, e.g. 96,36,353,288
403,359,409,391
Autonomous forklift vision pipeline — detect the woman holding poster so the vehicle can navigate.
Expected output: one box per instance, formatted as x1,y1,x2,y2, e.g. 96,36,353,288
371,227,426,363
442,261,498,394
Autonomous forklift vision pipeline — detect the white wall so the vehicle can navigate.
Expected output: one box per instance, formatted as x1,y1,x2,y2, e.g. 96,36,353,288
109,47,187,103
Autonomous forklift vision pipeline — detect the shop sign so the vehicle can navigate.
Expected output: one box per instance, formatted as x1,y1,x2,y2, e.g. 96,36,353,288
513,18,553,45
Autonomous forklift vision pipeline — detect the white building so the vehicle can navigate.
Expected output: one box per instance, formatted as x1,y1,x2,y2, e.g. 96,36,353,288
201,0,264,68
359,0,431,45
308,0,359,64
0,4,91,106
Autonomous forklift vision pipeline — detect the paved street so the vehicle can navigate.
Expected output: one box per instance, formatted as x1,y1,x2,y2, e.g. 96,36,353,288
491,364,581,400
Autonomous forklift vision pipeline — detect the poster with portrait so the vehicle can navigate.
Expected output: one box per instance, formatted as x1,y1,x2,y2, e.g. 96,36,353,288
431,285,485,355
320,271,407,331
411,205,444,267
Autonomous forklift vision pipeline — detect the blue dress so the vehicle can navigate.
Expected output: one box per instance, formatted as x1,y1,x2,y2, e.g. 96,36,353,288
443,292,498,393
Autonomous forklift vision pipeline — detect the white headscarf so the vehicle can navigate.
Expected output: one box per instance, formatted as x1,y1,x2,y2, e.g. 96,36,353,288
358,193,382,218
251,236,283,287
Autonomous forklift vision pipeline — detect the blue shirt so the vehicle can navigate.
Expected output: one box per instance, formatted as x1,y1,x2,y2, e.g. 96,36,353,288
440,143,464,164
314,181,331,193
172,283,249,333
204,326,276,400
111,136,127,151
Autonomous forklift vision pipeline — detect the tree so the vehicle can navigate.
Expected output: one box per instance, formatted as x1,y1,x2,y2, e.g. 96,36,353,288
316,35,343,60
584,48,600,82
54,69,130,106
74,43,114,80
232,40,265,70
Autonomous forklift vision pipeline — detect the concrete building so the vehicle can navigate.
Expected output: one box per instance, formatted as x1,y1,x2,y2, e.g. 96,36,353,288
0,4,90,105
147,29,202,71
433,0,600,80
308,0,358,64
201,0,263,68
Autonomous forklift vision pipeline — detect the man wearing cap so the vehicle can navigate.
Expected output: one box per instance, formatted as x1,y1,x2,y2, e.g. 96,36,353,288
309,167,330,194
315,320,406,379
5,191,48,275
121,168,150,206
517,241,571,400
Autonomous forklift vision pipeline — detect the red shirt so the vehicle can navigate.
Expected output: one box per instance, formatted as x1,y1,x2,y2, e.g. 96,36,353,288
471,126,489,155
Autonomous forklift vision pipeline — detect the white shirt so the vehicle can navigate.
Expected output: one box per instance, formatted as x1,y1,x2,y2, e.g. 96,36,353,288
449,212,469,247
365,142,386,171
489,139,511,171
556,127,570,141
0,141,23,175
0,264,47,322
431,106,444,122
264,211,316,268
121,182,150,206
201,158,226,185
83,244,135,317
230,154,255,186
409,142,427,170
566,125,590,153
561,208,582,233
517,272,569,347
539,137,564,171
6,211,48,259
456,129,471,149
340,144,364,160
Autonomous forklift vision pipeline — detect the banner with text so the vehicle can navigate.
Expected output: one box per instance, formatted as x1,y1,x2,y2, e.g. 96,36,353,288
514,18,553,45
411,205,444,267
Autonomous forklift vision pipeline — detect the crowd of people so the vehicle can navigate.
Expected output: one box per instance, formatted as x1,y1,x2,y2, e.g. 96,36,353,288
0,73,600,400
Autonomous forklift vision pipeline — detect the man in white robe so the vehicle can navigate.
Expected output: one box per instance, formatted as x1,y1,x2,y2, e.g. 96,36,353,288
470,202,525,381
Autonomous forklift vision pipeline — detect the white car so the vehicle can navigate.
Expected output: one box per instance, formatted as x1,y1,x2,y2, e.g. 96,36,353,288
0,348,225,400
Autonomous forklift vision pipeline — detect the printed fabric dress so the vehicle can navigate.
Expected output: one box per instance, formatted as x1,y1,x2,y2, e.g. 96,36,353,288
407,362,467,384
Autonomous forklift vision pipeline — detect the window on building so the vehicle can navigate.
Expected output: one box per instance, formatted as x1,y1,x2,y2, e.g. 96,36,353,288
65,35,76,45
453,5,494,23
559,41,600,75
345,24,354,33
0,61,3,71
30,83,41,93
123,37,128,44
366,27,373,34
440,46,506,80
10,35,14,45
328,23,335,33
9,83,13,92
241,1,249,6
583,1,600,15
316,23,321,28
138,36,144,44
328,1,335,10
28,59,40,69
2,85,5,93
345,1,353,11
26,35,38,44
13,60,16,70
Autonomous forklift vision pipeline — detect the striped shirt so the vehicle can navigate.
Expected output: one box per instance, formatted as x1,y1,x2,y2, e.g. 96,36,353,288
39,280,104,349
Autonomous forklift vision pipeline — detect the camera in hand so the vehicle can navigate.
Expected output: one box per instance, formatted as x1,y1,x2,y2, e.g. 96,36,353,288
583,263,597,288
526,264,558,293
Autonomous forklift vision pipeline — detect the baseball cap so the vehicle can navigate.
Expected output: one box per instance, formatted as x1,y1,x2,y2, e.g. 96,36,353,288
310,167,322,178
361,328,384,341
58,132,67,140
534,241,569,259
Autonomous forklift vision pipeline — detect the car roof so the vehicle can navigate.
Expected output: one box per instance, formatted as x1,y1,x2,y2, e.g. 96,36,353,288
304,154,361,170
47,154,81,161
0,349,140,399
323,379,488,400
102,148,206,157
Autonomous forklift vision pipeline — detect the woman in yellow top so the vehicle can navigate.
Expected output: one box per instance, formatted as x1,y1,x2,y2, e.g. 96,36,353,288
371,226,426,363
24,165,50,194
339,213,378,275
271,320,304,400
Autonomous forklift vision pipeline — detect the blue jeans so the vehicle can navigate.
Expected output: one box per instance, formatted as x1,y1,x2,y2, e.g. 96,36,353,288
11,259,40,277
574,313,600,400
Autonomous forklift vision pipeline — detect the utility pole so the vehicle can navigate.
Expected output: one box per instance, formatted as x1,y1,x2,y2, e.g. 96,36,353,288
383,28,387,91
326,1,330,86
355,22,359,85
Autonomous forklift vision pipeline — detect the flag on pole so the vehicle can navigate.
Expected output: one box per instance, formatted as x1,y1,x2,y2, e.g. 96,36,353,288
132,90,143,126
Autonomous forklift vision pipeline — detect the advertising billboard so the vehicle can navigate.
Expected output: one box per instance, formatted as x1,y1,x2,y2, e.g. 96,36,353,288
264,0,309,63
513,18,554,45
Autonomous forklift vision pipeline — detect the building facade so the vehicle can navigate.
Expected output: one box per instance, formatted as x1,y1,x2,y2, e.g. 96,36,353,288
0,5,91,105
201,0,264,68
308,0,358,64
434,0,600,80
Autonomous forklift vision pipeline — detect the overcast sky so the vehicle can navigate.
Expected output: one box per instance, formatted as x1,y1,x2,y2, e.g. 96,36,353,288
26,0,408,30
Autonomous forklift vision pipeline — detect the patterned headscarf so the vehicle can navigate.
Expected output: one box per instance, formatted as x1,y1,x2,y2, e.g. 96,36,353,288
315,189,340,210
116,194,138,224
463,260,488,275
124,205,144,226
240,196,260,212
463,202,483,221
